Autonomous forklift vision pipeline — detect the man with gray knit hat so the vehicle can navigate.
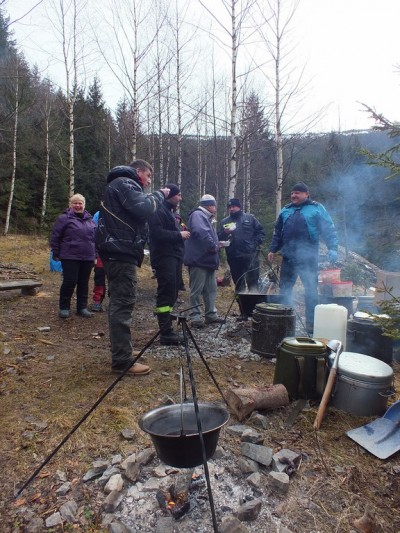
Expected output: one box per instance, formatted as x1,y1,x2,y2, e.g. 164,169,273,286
184,194,224,328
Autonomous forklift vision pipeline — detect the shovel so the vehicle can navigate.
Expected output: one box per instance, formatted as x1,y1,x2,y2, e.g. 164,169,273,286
346,400,400,459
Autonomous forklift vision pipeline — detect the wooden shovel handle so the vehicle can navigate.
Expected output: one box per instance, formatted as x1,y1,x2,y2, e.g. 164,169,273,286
313,367,337,430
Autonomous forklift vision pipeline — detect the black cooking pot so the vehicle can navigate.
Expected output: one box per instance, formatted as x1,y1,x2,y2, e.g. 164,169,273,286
139,402,230,468
236,292,284,317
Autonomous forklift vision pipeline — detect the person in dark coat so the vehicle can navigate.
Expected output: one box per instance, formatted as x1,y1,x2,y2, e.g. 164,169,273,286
91,211,106,312
218,198,265,293
268,182,338,333
96,160,170,376
50,193,96,319
149,184,190,345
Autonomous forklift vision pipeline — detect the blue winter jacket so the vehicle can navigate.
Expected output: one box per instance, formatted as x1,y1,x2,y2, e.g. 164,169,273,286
184,207,220,270
50,208,96,261
269,199,338,259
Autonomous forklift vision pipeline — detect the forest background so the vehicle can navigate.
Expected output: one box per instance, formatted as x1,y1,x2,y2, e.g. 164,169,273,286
1,0,400,271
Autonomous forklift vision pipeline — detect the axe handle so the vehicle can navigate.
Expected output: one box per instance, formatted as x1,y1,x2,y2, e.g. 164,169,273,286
313,358,338,430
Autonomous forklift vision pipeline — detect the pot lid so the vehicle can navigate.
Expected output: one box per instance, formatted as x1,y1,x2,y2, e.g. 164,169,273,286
255,302,293,315
281,336,327,354
329,352,393,382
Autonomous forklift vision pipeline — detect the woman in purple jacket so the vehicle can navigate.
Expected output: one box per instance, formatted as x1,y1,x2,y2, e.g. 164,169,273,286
50,194,96,318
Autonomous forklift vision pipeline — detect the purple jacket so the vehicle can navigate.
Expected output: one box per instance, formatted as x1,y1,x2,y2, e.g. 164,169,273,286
184,207,220,270
51,208,96,261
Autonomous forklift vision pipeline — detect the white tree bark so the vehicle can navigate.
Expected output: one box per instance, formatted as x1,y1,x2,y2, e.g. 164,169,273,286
4,65,19,236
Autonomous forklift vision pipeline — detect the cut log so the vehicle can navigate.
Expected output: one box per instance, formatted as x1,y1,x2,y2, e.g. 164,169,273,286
226,384,289,421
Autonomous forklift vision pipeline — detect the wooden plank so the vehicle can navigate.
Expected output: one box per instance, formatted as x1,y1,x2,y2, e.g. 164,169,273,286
0,279,42,292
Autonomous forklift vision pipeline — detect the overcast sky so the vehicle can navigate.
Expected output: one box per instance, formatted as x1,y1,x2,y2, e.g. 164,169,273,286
5,0,400,133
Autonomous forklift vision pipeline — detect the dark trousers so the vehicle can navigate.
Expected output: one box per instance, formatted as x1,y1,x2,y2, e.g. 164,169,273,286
279,255,319,326
154,256,180,312
103,260,137,370
59,259,93,311
229,256,260,292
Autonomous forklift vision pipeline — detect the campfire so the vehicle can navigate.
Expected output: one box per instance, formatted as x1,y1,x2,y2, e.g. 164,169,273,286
156,471,206,519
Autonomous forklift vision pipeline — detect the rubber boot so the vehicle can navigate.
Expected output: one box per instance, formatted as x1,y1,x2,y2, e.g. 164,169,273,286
158,313,183,346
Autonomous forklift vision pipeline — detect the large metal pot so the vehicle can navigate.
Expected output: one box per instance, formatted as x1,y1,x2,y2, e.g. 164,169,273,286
139,402,229,468
236,292,284,317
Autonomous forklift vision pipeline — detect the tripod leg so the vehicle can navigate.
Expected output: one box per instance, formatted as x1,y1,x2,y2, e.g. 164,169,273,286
183,321,228,405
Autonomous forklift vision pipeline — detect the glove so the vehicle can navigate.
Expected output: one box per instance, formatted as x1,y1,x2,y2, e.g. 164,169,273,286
328,250,338,263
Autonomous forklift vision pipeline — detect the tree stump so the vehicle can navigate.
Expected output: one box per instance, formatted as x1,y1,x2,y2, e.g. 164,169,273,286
226,384,289,421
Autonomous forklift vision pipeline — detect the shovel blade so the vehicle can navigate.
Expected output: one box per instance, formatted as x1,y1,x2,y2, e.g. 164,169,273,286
347,418,400,460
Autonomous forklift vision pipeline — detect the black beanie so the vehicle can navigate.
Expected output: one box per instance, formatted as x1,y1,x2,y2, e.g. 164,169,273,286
165,183,181,199
291,182,309,193
227,198,241,208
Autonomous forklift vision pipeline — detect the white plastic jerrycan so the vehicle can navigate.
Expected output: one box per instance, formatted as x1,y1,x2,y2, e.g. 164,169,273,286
313,303,348,350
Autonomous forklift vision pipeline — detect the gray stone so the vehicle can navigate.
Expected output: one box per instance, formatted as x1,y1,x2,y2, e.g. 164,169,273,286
98,466,121,487
211,445,225,460
142,477,164,491
92,460,109,472
153,465,167,477
136,448,155,466
121,428,135,440
104,474,124,494
126,485,141,500
120,453,136,470
26,517,45,532
235,499,262,522
111,454,123,465
241,442,273,466
246,472,262,488
45,511,63,528
220,515,249,533
237,457,260,474
55,470,67,482
124,461,141,483
226,424,251,436
59,500,78,523
55,481,72,496
102,490,124,513
268,471,290,493
240,428,264,444
271,449,301,474
83,468,103,482
108,521,132,533
248,413,269,429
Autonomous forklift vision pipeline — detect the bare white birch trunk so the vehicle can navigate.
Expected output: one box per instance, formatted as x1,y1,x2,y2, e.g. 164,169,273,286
228,0,238,198
4,71,19,236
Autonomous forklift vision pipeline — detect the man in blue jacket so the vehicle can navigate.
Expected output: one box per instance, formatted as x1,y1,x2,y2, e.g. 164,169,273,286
268,182,338,333
96,160,170,376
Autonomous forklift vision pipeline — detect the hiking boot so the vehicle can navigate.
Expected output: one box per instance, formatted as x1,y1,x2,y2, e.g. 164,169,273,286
205,316,225,325
160,330,183,346
112,362,151,376
77,308,92,318
59,309,70,319
191,320,204,329
91,302,103,312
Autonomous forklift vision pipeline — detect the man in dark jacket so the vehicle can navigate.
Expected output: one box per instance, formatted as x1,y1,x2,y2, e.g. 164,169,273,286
96,160,170,376
268,182,338,333
184,194,224,328
149,184,190,345
218,198,265,293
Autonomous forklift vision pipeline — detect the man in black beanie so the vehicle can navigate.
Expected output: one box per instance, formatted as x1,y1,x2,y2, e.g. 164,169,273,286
218,198,265,298
149,183,190,344
268,182,338,334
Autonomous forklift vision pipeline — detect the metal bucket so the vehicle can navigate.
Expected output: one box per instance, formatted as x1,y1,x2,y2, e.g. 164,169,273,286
328,352,394,416
139,402,229,468
346,318,393,365
251,303,295,358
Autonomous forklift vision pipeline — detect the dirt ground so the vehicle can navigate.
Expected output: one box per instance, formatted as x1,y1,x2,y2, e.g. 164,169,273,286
0,235,399,532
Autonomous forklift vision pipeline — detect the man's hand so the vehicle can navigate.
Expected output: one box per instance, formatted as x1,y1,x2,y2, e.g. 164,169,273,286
267,252,275,264
181,231,190,240
160,187,170,197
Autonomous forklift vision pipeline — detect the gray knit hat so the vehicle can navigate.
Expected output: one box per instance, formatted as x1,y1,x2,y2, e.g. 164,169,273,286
200,194,216,206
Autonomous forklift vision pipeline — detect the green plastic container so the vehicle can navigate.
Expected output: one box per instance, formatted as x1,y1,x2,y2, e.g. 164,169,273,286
273,337,328,400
